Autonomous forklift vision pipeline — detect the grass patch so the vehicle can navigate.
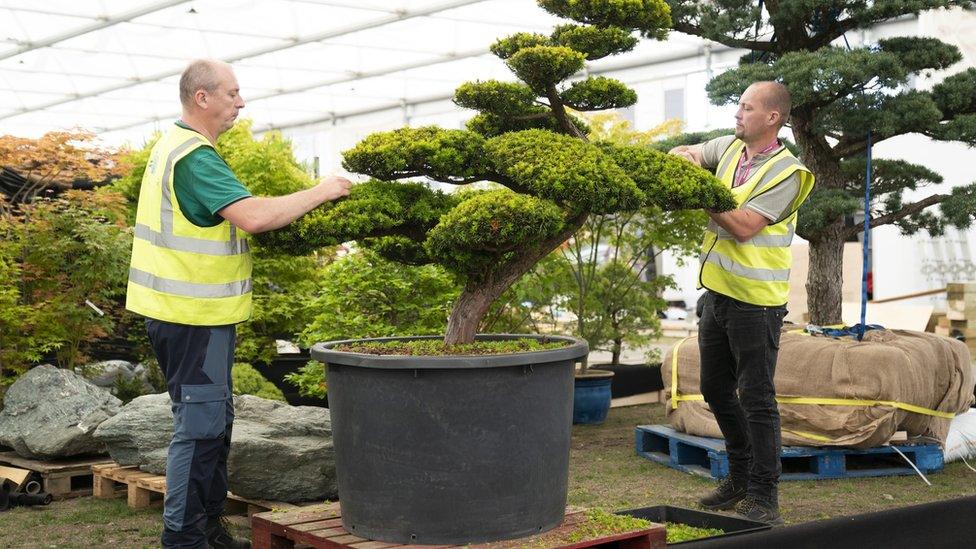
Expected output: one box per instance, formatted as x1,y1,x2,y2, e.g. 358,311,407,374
0,497,161,548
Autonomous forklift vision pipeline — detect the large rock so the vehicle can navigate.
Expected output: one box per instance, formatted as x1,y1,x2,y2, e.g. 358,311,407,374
92,392,172,473
94,393,337,503
0,364,122,459
228,396,336,502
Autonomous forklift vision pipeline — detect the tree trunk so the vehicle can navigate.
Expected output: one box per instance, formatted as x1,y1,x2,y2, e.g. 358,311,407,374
444,212,589,345
806,230,845,325
791,114,849,325
611,337,622,365
445,280,513,345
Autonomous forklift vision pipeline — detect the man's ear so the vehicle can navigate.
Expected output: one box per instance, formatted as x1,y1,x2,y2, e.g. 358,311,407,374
194,89,208,109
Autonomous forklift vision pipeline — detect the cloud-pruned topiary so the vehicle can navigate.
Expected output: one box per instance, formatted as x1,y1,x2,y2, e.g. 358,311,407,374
256,0,734,344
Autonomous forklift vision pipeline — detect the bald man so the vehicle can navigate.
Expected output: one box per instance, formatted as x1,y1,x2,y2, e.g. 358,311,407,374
126,59,351,548
669,82,815,525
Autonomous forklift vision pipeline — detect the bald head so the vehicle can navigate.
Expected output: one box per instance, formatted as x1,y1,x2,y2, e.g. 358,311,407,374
180,59,233,108
748,81,792,128
178,59,244,142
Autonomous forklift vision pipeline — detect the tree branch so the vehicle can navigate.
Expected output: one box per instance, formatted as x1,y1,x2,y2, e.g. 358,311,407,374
546,85,587,141
672,21,776,51
843,192,950,239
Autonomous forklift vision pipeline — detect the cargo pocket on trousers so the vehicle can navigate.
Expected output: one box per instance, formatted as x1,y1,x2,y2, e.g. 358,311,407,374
176,384,229,440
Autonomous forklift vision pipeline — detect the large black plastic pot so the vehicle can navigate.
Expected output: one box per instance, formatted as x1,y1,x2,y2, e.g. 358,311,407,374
310,334,588,545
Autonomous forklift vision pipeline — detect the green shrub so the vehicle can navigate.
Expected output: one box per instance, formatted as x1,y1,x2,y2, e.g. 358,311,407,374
299,249,458,345
0,191,132,370
232,363,285,401
283,361,327,400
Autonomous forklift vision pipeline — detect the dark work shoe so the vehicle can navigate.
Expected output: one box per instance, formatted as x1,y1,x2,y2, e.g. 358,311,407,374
698,477,747,510
206,517,251,549
734,495,784,525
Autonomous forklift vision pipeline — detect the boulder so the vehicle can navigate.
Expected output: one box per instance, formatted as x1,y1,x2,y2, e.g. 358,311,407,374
228,395,337,502
91,392,172,473
0,364,122,459
93,393,337,503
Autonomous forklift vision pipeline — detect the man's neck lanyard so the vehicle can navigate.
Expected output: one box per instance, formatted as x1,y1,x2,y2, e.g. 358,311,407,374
734,139,781,188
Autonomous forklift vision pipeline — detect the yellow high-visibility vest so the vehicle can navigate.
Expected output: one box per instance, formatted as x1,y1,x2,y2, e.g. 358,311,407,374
698,138,815,306
125,125,252,325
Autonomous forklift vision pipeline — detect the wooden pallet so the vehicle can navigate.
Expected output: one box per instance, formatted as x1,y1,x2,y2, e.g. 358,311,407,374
91,462,302,515
251,503,665,549
0,451,113,499
636,424,944,481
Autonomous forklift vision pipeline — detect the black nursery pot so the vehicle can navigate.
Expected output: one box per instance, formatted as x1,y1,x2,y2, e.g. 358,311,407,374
310,334,589,545
616,505,770,544
593,362,664,398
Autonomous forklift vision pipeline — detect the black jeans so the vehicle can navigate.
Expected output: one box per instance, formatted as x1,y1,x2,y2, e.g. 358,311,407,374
698,291,786,505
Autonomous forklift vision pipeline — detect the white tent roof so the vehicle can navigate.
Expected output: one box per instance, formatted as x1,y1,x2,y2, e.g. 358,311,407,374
0,0,713,145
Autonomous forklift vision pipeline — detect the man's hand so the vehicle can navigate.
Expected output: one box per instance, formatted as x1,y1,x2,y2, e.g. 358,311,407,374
668,144,704,167
220,175,352,234
316,175,352,202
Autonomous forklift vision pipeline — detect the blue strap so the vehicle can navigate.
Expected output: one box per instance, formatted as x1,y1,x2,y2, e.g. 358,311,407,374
806,323,885,338
858,131,873,341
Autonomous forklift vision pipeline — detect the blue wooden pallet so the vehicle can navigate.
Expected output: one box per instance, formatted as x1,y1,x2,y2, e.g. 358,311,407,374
635,424,944,481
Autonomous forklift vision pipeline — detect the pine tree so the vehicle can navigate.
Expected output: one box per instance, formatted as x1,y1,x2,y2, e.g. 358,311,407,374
655,0,976,324
257,0,736,344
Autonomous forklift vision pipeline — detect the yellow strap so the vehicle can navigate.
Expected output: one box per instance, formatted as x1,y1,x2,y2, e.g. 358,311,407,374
775,396,956,419
781,428,837,443
672,393,954,419
670,336,696,410
669,331,955,419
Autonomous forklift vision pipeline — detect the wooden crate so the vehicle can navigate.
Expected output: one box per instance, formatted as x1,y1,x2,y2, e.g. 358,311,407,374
0,451,113,499
91,462,302,515
251,503,666,549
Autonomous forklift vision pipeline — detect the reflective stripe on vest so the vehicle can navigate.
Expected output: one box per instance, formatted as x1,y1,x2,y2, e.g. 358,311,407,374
702,250,791,282
698,138,815,306
125,126,252,325
129,267,252,298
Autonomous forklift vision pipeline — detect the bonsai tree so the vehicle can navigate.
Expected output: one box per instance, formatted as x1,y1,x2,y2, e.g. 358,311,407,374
258,0,736,345
662,0,976,324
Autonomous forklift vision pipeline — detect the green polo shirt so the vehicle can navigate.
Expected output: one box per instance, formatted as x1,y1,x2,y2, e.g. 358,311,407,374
173,121,252,227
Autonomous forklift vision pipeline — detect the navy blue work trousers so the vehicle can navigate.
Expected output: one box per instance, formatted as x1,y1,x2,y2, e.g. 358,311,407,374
146,319,235,549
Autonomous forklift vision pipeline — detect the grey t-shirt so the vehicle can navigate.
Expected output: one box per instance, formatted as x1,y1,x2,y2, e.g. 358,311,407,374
701,135,801,223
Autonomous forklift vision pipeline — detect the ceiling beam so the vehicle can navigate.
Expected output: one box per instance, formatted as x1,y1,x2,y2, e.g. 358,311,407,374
0,0,192,62
0,0,487,123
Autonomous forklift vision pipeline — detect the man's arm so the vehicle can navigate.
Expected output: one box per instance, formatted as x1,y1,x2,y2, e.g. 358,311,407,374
668,144,704,166
708,209,770,242
219,175,351,234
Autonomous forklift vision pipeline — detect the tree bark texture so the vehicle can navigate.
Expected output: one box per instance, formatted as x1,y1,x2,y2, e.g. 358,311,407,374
806,230,846,326
444,212,588,345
